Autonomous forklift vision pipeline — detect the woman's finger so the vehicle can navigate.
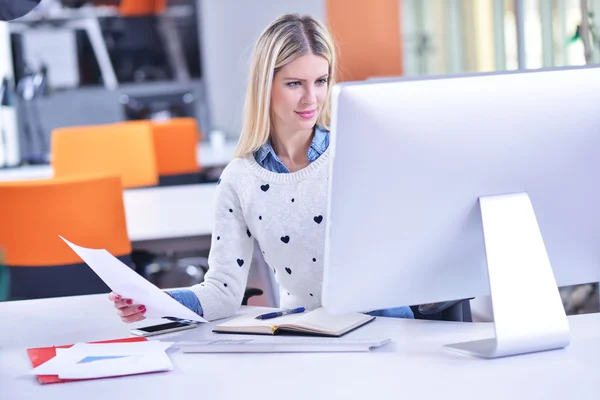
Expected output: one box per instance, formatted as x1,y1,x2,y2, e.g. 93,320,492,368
117,305,146,318
113,298,134,309
108,292,121,302
121,312,146,323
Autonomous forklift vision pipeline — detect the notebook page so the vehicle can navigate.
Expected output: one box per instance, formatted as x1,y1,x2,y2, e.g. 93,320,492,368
217,309,307,329
285,308,373,334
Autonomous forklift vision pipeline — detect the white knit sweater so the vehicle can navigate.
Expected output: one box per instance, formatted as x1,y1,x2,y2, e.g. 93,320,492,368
191,149,330,321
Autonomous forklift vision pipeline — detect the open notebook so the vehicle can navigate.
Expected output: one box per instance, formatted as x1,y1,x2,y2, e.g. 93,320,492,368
213,308,375,337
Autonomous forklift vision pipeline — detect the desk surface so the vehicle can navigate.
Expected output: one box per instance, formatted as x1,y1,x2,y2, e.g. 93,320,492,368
1,295,598,400
0,141,237,183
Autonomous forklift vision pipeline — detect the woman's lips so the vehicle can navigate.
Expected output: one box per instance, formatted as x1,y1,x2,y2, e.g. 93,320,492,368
295,109,317,119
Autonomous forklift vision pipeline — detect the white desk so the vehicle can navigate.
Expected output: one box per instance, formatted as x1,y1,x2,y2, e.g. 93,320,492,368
0,140,237,183
124,183,215,243
196,140,237,170
0,295,598,400
0,164,52,182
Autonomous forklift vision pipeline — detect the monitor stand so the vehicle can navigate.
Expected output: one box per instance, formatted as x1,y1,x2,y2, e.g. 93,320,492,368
443,192,570,358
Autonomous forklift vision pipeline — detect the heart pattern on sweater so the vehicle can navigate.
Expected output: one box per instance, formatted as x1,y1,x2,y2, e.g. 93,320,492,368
206,153,330,319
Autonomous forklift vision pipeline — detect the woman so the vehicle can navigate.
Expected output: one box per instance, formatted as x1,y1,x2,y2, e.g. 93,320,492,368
109,13,414,322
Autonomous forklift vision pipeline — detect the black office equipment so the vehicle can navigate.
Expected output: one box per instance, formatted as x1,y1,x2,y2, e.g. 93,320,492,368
119,91,195,121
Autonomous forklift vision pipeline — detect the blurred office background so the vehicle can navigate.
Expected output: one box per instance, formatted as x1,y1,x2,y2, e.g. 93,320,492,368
2,0,600,164
0,0,598,317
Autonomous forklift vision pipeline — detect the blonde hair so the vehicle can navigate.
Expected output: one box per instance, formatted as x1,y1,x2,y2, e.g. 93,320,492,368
234,14,337,158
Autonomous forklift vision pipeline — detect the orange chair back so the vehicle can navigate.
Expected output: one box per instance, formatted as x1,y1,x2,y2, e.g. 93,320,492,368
118,118,201,175
150,118,201,175
0,175,131,266
51,123,158,188
119,0,166,16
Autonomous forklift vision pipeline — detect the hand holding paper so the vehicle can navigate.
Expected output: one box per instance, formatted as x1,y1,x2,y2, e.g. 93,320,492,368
60,236,206,323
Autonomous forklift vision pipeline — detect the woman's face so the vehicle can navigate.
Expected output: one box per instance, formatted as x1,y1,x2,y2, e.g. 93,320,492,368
270,54,329,135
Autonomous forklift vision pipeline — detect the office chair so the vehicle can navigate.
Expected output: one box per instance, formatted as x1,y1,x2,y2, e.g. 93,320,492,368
138,247,264,307
117,118,207,186
0,175,132,300
51,123,159,188
411,299,473,322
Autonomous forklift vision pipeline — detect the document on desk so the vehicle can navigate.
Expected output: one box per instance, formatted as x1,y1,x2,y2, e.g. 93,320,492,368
28,341,174,379
60,236,206,322
176,337,392,353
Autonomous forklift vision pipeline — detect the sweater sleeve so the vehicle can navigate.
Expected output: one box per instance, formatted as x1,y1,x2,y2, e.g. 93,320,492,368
190,165,254,321
165,289,204,316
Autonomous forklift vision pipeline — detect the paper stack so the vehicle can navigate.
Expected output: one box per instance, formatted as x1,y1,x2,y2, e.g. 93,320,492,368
28,341,174,380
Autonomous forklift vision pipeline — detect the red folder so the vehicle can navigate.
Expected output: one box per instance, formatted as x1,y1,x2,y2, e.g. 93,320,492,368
27,336,147,384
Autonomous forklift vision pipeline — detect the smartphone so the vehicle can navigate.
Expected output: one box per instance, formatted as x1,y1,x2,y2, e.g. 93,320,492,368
130,321,198,337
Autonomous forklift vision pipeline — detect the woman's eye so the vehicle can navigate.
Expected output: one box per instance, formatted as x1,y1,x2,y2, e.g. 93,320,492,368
287,81,301,87
317,78,328,85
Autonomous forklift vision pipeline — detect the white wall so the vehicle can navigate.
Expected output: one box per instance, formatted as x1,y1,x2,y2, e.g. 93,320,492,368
197,0,325,139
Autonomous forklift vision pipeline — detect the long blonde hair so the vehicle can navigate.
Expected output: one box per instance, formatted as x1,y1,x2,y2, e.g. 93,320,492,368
234,14,337,158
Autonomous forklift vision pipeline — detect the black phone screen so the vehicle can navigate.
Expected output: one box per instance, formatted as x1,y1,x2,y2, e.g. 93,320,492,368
137,321,194,333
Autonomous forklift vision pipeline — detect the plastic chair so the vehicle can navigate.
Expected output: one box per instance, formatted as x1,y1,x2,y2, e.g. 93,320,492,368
118,118,204,185
118,0,166,16
411,299,473,322
51,123,159,188
151,118,202,174
0,175,132,300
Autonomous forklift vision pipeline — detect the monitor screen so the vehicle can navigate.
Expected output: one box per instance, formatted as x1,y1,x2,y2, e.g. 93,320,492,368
322,66,600,314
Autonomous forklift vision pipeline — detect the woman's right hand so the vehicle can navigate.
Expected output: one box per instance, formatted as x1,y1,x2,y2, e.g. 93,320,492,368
108,292,147,323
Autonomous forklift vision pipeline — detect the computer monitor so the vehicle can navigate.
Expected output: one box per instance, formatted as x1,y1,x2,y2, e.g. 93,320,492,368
322,66,600,358
120,91,196,121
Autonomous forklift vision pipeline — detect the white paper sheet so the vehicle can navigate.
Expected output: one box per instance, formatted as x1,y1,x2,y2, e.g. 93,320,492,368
57,351,173,380
66,341,175,356
60,236,206,322
29,341,175,376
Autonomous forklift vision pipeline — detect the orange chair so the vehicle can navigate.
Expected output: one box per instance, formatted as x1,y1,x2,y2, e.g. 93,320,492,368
51,123,158,188
118,0,166,16
148,118,201,175
119,118,203,185
0,175,131,300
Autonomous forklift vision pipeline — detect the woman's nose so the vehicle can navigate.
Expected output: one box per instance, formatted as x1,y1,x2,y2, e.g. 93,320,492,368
301,87,317,105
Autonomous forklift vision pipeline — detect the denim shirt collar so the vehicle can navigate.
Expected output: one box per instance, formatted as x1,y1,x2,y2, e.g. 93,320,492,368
254,126,329,172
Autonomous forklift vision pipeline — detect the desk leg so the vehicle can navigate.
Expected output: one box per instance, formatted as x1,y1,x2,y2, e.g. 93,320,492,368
83,17,118,90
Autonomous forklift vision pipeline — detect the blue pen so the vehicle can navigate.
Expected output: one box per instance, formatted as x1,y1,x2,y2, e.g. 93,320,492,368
255,307,305,320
